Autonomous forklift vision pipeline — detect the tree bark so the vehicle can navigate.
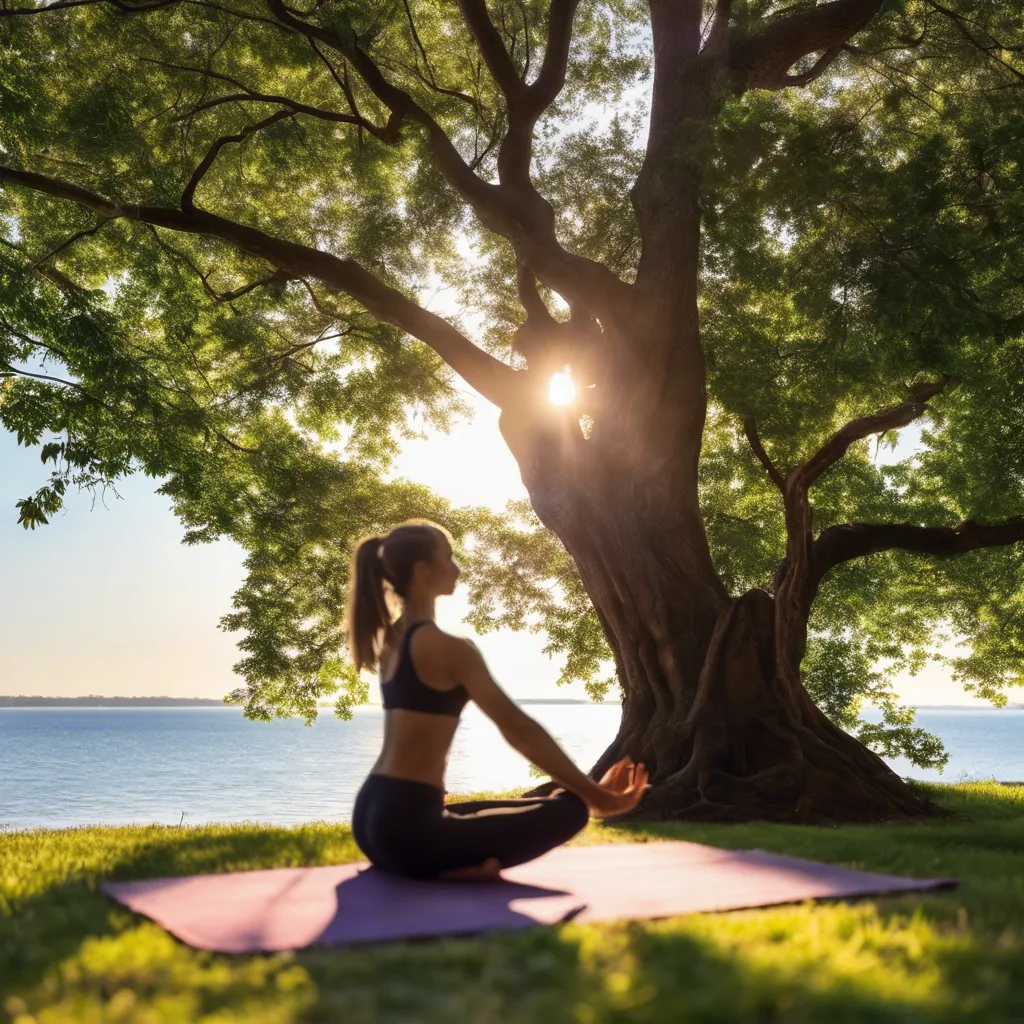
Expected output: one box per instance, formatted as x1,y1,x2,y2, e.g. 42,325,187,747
528,580,939,823
504,386,940,823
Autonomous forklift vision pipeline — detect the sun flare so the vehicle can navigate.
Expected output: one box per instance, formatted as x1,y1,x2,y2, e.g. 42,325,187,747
548,367,575,405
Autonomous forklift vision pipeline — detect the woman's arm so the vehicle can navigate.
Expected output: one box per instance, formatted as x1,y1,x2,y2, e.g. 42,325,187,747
448,637,607,805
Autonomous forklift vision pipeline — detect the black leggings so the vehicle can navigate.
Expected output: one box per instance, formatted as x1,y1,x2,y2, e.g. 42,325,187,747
351,773,590,880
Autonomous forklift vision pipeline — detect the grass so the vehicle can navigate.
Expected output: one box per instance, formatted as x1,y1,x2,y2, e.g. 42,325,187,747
2,781,1023,1023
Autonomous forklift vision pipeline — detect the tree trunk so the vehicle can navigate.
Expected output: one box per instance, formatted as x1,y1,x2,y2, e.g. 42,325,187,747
536,586,938,823
502,399,940,823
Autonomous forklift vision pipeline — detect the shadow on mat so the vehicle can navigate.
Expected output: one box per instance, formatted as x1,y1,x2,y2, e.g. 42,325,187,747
316,866,585,947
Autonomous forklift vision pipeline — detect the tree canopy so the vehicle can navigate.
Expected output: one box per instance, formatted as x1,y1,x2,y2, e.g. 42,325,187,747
1,0,1022,772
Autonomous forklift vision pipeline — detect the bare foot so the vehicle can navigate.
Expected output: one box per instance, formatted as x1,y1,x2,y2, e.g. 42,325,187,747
437,856,503,882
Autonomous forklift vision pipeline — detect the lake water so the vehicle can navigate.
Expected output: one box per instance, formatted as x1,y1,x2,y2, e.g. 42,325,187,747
2,704,1023,831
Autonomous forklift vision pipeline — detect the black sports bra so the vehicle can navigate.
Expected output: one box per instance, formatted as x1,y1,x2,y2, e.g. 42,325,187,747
380,620,469,718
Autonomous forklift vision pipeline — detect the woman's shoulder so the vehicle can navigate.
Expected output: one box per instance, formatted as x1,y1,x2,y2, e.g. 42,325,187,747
410,622,477,658
404,623,474,689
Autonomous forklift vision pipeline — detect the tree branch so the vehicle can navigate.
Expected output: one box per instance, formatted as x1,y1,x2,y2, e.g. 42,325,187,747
148,222,295,304
0,364,116,410
13,0,631,346
3,230,89,294
515,259,557,327
264,0,506,231
274,0,616,322
527,0,579,113
924,0,1024,84
456,0,524,97
742,416,786,491
730,0,884,92
167,88,396,137
29,219,113,269
772,377,948,666
490,0,579,188
0,0,171,14
181,108,296,211
0,163,521,409
809,516,1024,598
792,377,948,491
782,42,845,86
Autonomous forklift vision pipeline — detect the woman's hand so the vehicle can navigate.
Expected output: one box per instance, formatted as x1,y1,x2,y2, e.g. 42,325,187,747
585,756,651,818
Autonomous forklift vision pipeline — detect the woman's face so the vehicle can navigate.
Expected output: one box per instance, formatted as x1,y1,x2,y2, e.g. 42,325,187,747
430,533,460,595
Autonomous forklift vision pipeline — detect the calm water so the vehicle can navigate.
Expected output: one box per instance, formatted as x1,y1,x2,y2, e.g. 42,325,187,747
2,704,1023,830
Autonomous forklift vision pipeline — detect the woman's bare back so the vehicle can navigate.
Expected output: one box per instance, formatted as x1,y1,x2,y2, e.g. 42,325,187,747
371,621,462,788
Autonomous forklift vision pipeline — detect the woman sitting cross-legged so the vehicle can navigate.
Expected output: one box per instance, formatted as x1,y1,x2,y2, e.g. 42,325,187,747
345,517,651,882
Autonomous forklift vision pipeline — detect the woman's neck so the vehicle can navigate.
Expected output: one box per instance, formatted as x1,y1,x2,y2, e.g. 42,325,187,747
399,597,436,624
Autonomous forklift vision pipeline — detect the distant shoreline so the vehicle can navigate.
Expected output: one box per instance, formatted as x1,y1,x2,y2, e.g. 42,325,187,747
0,697,234,708
0,695,621,708
1,696,1018,710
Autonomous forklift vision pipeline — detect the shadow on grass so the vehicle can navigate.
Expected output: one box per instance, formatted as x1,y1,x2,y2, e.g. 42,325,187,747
1,782,1022,1022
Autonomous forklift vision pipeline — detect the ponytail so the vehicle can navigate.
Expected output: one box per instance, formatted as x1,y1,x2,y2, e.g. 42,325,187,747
345,535,392,674
344,519,451,674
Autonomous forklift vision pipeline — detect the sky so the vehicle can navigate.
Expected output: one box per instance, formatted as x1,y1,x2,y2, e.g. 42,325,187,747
0,379,990,707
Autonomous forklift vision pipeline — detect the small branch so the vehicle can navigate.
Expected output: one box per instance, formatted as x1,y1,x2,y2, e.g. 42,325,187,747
0,364,116,410
0,0,172,14
181,108,296,211
29,219,113,269
468,125,500,171
209,268,294,303
526,0,579,112
782,42,845,87
792,377,948,491
148,49,391,140
169,90,395,138
409,66,484,115
146,225,293,303
298,278,346,321
2,232,90,294
924,0,1024,85
495,0,580,188
400,1,485,114
402,0,437,82
771,374,948,638
742,417,786,491
515,259,557,326
306,42,370,129
511,259,563,369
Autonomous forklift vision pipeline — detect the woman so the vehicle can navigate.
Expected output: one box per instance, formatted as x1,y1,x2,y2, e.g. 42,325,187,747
345,518,651,883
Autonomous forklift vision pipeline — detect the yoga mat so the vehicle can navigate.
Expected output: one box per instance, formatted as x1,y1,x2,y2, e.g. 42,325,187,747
101,840,958,953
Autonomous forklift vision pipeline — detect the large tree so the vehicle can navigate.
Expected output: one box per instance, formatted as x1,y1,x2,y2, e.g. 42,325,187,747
2,0,1022,821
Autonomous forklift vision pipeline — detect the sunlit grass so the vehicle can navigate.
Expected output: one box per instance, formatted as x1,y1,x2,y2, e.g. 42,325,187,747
2,781,1023,1022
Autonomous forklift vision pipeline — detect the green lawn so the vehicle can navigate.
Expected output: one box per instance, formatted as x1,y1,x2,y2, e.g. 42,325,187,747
2,782,1023,1023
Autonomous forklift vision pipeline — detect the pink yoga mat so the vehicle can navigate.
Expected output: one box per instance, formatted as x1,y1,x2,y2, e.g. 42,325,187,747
101,840,957,953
